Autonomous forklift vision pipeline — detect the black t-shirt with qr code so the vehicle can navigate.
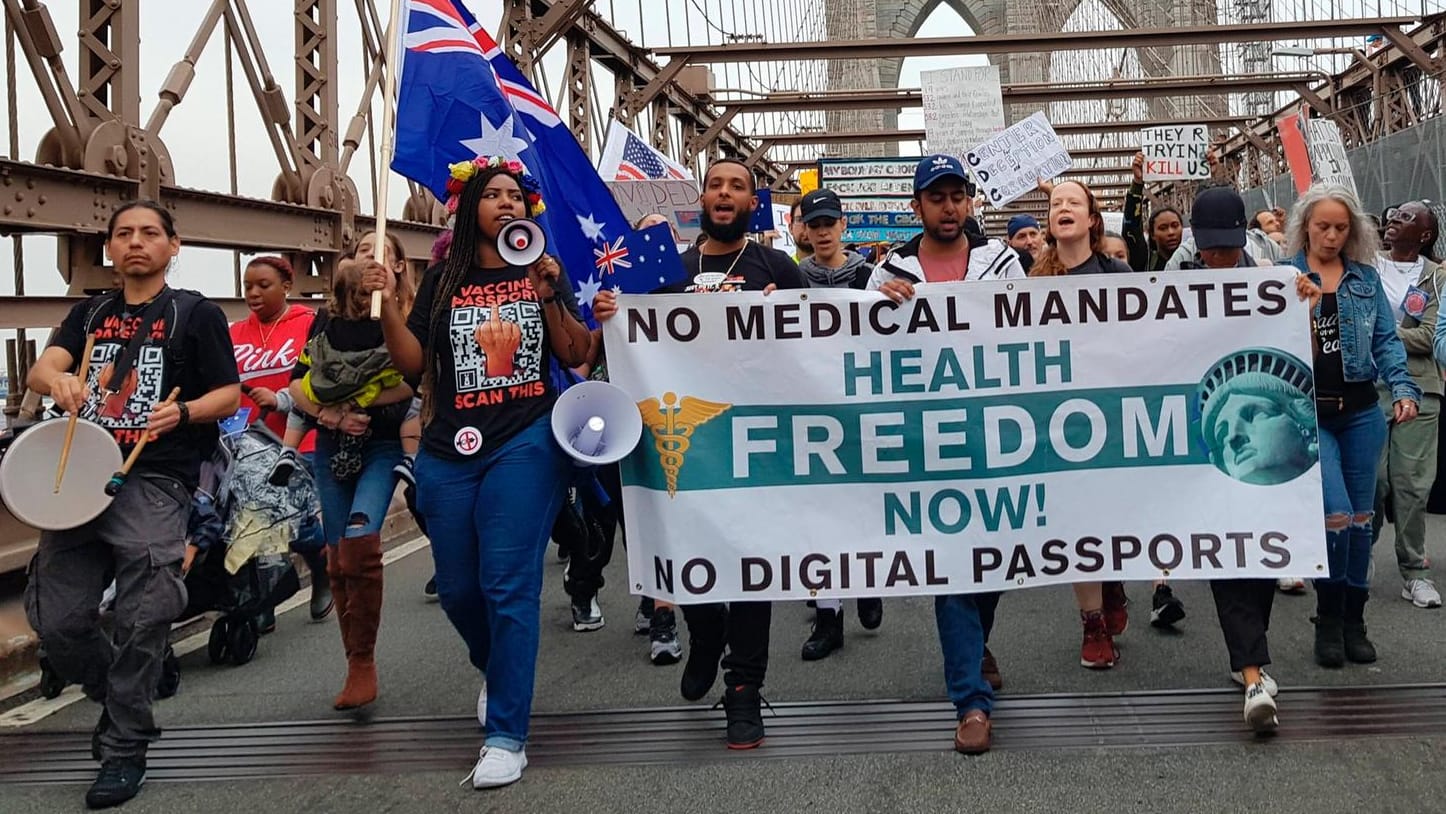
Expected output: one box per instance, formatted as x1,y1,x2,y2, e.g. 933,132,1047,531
407,263,581,460
50,288,240,489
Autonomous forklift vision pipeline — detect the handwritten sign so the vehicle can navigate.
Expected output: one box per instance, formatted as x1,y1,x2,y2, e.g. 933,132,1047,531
607,179,703,240
819,157,922,244
921,65,1006,157
1305,119,1357,197
1141,124,1210,181
964,113,1072,207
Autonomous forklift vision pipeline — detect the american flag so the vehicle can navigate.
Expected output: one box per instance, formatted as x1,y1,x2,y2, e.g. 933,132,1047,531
618,132,689,181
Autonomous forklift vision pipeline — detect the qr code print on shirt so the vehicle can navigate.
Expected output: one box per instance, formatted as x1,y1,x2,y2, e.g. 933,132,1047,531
83,343,167,430
449,301,545,394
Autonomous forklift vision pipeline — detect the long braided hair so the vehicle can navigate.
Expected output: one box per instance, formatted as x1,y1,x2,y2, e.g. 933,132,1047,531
419,165,534,425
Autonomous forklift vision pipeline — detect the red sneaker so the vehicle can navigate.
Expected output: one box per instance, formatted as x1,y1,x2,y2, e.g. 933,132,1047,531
1102,581,1129,636
1080,611,1117,669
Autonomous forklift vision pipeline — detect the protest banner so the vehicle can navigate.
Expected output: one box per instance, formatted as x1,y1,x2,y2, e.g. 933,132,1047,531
1305,119,1358,197
965,113,1072,207
607,179,703,240
921,65,1006,157
604,269,1326,602
819,157,922,243
1140,124,1210,181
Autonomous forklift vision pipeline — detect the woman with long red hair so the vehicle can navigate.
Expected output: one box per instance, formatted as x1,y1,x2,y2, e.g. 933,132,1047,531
1029,180,1133,669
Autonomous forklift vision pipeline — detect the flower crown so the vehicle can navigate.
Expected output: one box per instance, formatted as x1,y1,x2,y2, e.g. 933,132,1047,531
445,156,545,217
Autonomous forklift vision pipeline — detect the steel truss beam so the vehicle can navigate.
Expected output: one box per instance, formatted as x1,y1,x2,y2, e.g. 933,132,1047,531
0,158,440,262
752,116,1250,147
720,74,1329,114
512,0,781,182
653,18,1417,64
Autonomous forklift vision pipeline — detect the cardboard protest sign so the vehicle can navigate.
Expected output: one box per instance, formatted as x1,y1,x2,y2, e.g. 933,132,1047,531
921,66,1007,157
964,113,1072,207
1141,124,1210,181
1305,119,1357,197
607,179,703,240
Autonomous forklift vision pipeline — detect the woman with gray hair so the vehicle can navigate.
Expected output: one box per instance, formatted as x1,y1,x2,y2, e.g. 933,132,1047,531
1286,183,1420,669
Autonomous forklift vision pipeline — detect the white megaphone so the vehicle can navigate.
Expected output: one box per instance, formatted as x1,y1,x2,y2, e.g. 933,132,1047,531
497,218,547,266
551,380,644,466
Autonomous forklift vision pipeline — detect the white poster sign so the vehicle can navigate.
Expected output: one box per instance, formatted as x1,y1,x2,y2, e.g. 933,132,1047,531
605,270,1326,602
964,113,1073,207
771,202,796,256
1141,124,1211,181
921,65,1007,157
1305,119,1358,197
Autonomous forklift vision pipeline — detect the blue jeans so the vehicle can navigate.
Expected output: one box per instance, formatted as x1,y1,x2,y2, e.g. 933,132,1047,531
1318,406,1387,588
312,435,403,544
935,594,994,718
414,416,569,752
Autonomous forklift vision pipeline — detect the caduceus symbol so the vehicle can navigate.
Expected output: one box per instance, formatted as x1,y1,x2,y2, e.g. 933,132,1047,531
637,392,731,497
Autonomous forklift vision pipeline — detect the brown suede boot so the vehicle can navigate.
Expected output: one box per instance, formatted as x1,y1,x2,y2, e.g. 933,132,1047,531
333,534,384,710
326,543,352,691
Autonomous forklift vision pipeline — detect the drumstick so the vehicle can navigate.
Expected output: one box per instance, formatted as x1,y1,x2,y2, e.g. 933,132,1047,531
53,333,97,494
104,386,182,497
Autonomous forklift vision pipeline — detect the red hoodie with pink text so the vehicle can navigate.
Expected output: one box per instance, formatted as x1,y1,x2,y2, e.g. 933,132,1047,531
230,304,316,452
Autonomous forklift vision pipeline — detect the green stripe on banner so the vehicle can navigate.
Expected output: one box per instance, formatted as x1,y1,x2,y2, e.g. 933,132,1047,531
622,385,1209,492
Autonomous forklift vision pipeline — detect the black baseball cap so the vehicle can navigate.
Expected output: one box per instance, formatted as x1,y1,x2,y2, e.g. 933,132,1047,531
1191,187,1247,250
800,188,844,223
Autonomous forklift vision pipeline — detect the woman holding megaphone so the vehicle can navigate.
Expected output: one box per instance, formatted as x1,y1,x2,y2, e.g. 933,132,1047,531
364,156,591,791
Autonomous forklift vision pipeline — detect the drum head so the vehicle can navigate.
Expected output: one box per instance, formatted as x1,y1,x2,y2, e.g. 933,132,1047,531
0,418,123,531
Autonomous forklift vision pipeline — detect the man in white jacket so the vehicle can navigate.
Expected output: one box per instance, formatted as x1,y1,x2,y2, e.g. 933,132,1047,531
868,154,1026,298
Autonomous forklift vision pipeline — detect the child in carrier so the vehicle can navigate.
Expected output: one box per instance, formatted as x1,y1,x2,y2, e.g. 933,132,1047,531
268,259,412,485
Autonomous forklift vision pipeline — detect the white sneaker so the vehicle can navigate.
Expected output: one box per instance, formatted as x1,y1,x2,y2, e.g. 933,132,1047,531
1230,669,1279,697
1402,578,1442,609
476,681,488,726
470,746,526,789
1243,682,1278,733
1277,578,1307,594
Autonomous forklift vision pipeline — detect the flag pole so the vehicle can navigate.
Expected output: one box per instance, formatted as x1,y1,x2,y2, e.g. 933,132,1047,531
371,0,405,319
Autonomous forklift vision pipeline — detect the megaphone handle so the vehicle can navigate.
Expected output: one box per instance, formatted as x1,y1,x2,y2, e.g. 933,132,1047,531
105,386,181,497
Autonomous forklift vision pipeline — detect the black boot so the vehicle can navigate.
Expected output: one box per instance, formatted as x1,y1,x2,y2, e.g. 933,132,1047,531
680,607,728,701
857,597,884,630
1343,587,1378,664
1314,581,1346,668
801,607,844,661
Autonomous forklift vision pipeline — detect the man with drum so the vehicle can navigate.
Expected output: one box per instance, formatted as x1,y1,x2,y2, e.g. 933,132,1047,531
23,201,240,809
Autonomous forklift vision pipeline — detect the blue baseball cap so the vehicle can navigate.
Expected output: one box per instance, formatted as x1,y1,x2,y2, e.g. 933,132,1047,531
1007,214,1040,238
914,154,977,195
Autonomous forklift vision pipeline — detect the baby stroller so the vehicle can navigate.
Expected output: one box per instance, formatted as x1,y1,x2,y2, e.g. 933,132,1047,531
183,414,319,666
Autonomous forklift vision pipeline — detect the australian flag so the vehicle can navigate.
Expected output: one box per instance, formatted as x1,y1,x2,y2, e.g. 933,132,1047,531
390,0,682,325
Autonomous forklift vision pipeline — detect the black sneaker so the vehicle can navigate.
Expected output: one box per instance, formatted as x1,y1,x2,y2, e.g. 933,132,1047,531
649,607,682,665
801,608,844,661
256,609,277,635
680,611,727,701
857,597,883,630
721,684,765,749
571,595,605,632
267,448,298,487
85,757,146,809
393,455,416,489
423,576,439,602
1150,585,1186,629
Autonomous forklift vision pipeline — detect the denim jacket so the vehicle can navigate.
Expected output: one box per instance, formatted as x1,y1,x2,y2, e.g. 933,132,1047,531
1288,252,1421,405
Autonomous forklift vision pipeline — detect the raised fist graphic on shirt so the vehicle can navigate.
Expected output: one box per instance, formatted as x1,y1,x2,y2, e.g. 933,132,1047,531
476,303,522,379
